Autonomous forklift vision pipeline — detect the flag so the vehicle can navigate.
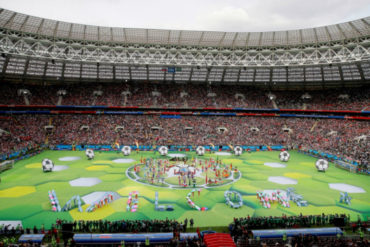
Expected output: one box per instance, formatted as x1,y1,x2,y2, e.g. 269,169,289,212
228,144,234,150
135,140,139,149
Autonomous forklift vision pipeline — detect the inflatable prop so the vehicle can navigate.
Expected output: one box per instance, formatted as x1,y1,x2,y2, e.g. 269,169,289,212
286,187,308,207
122,146,132,156
86,193,114,212
224,190,243,208
234,146,243,156
279,151,290,162
48,190,61,212
339,192,352,205
62,195,83,212
126,191,139,212
257,190,290,208
154,191,174,211
316,159,328,172
186,189,208,211
42,159,54,172
196,146,205,156
85,149,94,160
158,146,168,156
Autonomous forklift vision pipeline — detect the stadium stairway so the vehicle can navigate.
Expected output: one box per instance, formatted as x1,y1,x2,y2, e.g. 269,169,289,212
204,233,236,247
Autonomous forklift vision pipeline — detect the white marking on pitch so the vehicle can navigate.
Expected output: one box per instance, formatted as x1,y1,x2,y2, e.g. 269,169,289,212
52,165,69,171
167,153,186,158
113,158,136,163
268,176,297,185
59,156,81,161
69,177,102,187
215,152,232,156
82,191,121,204
329,183,366,193
264,162,286,168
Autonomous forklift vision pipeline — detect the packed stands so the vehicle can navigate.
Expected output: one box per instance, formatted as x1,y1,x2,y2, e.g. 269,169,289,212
0,83,369,110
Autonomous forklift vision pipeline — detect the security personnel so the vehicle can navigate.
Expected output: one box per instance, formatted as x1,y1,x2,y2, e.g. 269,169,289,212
145,236,150,246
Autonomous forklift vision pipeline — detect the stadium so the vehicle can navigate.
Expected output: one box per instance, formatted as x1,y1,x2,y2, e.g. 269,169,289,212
0,2,369,246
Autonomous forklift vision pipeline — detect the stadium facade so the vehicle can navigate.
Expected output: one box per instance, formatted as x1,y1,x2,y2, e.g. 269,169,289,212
0,8,369,88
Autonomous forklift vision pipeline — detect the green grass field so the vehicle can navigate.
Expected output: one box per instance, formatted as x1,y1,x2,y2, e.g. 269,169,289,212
0,150,369,229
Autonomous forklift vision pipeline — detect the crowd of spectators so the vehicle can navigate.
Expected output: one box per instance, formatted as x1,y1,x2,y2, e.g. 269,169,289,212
235,235,368,247
0,83,369,110
0,115,368,167
230,214,350,232
55,218,193,233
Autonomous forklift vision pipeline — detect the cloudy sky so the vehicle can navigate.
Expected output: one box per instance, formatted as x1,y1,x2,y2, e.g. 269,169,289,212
0,0,369,32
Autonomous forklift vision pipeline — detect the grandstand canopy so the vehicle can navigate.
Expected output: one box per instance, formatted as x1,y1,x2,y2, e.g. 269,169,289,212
0,8,369,46
0,8,369,88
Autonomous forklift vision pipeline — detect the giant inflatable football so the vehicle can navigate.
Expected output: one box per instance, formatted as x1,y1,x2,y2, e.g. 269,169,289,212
196,146,205,156
279,151,290,162
122,146,132,156
42,159,54,172
85,149,94,160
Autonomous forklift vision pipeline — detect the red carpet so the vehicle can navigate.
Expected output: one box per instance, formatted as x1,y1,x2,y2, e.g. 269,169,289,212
204,233,236,247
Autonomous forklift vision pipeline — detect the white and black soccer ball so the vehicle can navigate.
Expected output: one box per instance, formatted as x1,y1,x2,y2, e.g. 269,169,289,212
196,146,205,156
159,146,168,156
315,159,328,172
85,149,94,160
122,146,132,156
279,151,290,162
42,158,54,172
234,146,243,156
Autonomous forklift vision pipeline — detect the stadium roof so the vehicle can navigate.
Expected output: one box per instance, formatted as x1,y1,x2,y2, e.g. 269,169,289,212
0,8,369,47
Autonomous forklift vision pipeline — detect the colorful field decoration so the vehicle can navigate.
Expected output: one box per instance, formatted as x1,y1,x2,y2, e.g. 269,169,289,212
339,192,352,205
62,195,83,212
224,190,243,208
257,190,290,208
127,191,139,212
48,190,61,212
154,191,174,211
286,187,308,207
86,193,114,212
186,189,208,211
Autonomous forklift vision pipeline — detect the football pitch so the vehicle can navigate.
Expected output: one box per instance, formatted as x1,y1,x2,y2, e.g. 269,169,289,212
0,150,369,229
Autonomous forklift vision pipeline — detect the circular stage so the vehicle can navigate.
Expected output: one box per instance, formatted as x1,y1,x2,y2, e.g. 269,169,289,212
126,158,241,189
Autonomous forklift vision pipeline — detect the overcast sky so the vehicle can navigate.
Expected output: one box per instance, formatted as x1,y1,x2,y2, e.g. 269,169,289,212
0,0,369,32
